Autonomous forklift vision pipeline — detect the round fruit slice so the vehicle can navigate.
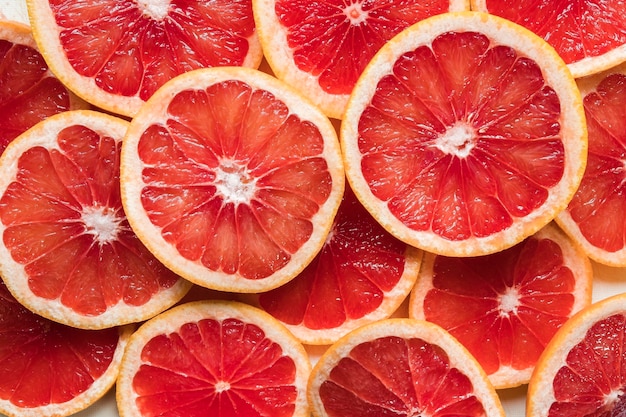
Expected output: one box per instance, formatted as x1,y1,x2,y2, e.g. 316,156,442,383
120,66,345,293
27,0,263,117
409,222,593,389
308,318,505,417
0,279,132,417
471,0,626,78
248,185,422,345
253,0,469,119
341,11,587,257
117,300,311,417
0,110,192,329
527,292,626,416
557,62,626,267
0,19,86,154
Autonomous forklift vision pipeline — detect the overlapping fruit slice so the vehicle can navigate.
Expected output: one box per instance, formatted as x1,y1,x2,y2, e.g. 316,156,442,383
0,110,191,329
341,11,587,257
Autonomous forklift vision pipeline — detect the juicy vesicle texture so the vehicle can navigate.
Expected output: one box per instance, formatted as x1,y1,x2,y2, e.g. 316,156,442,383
134,317,298,417
0,281,119,407
50,0,255,100
276,0,450,94
359,31,564,241
258,186,408,329
139,80,332,279
0,40,70,153
550,313,626,416
567,73,626,252
0,125,180,316
484,0,626,65
319,336,486,417
423,236,575,375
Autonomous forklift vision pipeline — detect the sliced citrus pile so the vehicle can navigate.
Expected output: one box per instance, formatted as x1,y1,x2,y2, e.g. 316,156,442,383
0,19,86,154
409,222,593,389
471,0,626,78
308,318,505,417
557,62,626,267
247,185,422,345
0,110,191,329
26,0,263,117
0,279,133,417
253,0,470,119
117,300,311,417
341,11,587,257
120,66,344,293
527,292,626,416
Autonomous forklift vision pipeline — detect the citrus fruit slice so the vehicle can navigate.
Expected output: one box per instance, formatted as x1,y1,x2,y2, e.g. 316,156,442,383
527,292,626,416
26,0,263,117
308,318,505,417
247,185,422,345
341,11,587,257
0,109,192,329
409,222,593,389
471,0,626,78
0,19,86,154
556,62,626,267
120,66,345,293
253,0,469,119
117,300,311,417
0,279,132,417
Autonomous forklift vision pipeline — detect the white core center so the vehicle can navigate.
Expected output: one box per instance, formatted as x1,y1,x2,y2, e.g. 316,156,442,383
435,122,476,158
215,381,231,393
215,160,257,205
498,287,520,318
136,0,171,20
82,206,123,245
343,1,368,25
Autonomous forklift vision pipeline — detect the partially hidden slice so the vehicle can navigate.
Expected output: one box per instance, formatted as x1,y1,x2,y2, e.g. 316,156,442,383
27,0,263,117
0,19,86,154
248,185,422,345
557,62,626,267
527,292,626,416
0,279,132,417
341,11,587,257
253,0,469,119
409,222,593,389
0,110,191,330
120,66,344,293
308,318,505,417
117,300,311,417
471,0,626,78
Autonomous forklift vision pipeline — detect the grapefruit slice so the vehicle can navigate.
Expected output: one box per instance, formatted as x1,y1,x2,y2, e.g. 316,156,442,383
0,279,132,417
527,292,626,416
409,222,593,389
557,62,626,267
253,0,469,119
120,66,345,293
248,185,422,345
26,0,263,117
308,318,505,417
116,300,311,417
0,19,86,154
472,0,626,78
341,11,587,257
0,110,192,330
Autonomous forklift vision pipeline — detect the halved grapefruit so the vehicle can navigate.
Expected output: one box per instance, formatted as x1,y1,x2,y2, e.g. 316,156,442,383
120,66,344,293
409,222,593,389
27,0,263,117
117,300,311,417
341,11,587,257
0,110,191,329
